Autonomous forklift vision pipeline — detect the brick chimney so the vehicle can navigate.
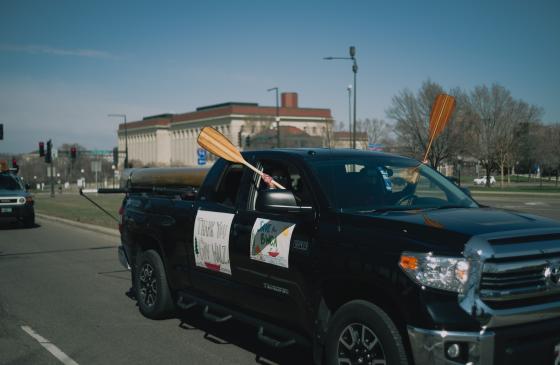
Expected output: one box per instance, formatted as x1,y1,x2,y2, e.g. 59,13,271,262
281,92,298,108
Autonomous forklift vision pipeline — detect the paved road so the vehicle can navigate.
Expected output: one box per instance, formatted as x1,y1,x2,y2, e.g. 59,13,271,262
473,193,560,221
1,197,558,365
0,219,311,365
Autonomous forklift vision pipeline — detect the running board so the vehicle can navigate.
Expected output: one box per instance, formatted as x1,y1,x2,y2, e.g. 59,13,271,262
257,326,296,348
177,296,196,310
203,305,232,323
177,290,309,348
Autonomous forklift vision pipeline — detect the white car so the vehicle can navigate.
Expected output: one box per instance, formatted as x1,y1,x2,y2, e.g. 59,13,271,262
473,176,496,185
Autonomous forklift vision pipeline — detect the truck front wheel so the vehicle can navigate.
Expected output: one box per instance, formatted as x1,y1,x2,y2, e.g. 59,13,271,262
133,249,175,319
325,300,408,365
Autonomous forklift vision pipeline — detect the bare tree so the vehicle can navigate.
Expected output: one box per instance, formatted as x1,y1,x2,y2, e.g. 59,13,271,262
468,84,542,187
533,122,560,186
387,80,471,168
357,118,390,145
552,123,560,186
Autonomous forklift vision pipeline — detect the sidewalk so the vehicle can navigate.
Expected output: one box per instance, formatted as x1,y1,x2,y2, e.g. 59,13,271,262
470,190,560,197
36,213,120,238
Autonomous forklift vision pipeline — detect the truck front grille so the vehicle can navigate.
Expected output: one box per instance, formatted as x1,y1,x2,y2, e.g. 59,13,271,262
480,255,560,309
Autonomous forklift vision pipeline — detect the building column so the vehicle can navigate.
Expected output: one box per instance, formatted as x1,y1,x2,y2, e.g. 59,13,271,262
180,130,186,165
188,129,194,166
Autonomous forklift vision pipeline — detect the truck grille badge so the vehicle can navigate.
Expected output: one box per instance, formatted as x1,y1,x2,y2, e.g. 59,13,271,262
544,263,560,287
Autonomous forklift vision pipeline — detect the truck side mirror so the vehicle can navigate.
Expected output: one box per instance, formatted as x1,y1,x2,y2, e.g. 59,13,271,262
25,183,31,191
256,189,312,214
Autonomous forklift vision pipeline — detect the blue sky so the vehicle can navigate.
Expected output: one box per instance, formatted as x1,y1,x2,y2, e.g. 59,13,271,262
1,0,559,153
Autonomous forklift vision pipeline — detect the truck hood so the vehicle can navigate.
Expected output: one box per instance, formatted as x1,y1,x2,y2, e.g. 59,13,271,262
0,189,25,197
375,207,559,237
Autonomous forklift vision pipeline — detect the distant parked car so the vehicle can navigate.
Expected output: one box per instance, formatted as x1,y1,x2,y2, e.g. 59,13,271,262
0,171,35,227
473,175,496,185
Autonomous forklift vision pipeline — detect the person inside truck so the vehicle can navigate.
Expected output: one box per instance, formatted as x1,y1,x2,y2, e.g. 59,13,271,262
262,167,291,190
259,163,311,206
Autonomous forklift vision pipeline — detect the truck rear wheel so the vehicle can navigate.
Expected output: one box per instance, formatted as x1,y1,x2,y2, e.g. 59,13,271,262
325,300,408,365
22,215,35,228
133,249,174,319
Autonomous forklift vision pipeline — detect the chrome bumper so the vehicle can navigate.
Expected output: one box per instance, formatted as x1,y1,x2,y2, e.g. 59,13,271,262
407,326,494,365
118,245,131,270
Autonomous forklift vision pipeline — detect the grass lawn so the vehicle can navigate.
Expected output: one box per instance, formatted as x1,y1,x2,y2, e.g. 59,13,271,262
34,192,124,229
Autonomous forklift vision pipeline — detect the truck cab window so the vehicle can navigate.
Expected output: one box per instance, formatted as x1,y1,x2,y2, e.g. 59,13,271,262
253,160,312,209
210,163,244,207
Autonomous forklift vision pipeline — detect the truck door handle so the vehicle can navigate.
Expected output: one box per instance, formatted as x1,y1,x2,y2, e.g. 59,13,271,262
156,217,176,227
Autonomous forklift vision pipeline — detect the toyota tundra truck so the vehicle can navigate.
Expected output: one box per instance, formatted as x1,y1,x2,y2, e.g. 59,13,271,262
116,148,560,365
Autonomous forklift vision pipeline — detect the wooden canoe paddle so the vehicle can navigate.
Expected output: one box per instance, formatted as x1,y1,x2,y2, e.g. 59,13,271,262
408,94,456,185
423,93,456,163
197,127,286,189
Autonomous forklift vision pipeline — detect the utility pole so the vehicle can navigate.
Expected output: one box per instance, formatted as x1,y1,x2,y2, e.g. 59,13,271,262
324,46,358,148
45,139,55,198
267,87,280,148
108,114,128,168
347,85,352,148
350,46,358,149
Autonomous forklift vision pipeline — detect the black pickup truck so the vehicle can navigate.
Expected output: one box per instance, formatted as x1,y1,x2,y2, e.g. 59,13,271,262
117,149,560,365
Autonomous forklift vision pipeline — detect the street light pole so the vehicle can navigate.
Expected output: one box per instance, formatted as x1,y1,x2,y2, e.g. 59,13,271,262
108,114,128,168
324,46,358,149
267,87,280,148
347,85,352,148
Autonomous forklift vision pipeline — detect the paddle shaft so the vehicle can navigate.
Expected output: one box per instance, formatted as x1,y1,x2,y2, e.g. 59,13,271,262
244,162,286,189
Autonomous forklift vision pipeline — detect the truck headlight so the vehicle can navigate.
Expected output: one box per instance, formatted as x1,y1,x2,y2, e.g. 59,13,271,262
399,252,469,293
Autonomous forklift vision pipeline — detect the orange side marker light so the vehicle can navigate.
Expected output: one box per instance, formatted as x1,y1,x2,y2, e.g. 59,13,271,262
399,255,418,271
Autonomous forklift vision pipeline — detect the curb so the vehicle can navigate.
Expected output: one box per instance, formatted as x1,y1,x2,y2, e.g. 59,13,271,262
471,190,560,197
36,213,120,238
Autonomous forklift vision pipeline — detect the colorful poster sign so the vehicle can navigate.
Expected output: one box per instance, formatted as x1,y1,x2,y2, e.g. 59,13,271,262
250,218,295,268
193,210,234,275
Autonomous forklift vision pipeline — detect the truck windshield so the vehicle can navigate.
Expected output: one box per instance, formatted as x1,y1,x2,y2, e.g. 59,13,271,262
309,157,477,213
0,175,22,190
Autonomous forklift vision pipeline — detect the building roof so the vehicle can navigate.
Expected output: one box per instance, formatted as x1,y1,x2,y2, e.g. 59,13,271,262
119,117,171,130
119,100,332,131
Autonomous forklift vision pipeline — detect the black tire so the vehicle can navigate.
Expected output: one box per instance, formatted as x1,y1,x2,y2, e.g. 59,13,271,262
133,249,175,319
23,214,35,228
325,300,408,365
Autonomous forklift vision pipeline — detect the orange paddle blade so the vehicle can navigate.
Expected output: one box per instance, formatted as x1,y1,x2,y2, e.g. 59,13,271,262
428,94,456,140
197,127,246,164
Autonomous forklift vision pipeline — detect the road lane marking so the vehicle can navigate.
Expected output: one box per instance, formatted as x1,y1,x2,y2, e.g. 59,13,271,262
21,325,79,365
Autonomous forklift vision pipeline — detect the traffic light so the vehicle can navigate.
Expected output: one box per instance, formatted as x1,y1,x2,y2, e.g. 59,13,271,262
112,147,118,167
45,140,52,163
0,123,3,140
39,142,45,157
11,157,19,173
70,146,77,161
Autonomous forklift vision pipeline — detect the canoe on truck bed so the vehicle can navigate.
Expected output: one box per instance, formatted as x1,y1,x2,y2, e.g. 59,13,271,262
124,167,210,189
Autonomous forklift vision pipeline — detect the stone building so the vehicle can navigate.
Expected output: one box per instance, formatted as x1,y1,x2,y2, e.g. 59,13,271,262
331,131,369,149
117,92,333,167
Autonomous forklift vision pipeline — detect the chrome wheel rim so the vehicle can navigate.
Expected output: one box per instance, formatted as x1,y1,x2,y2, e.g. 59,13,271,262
337,323,386,365
138,263,157,307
